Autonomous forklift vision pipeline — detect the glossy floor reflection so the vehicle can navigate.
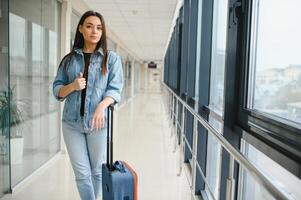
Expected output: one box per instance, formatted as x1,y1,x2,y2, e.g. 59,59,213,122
1,68,192,200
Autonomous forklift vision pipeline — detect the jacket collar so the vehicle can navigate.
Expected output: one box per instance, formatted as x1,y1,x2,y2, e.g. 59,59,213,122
74,47,104,56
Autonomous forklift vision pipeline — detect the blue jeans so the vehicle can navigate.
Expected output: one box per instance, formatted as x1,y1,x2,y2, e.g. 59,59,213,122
62,119,107,200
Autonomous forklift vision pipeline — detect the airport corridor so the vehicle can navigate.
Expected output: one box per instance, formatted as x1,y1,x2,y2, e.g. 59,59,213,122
1,68,191,200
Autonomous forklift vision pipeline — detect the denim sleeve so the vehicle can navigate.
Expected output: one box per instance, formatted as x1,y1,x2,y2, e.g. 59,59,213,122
103,54,124,103
52,58,69,102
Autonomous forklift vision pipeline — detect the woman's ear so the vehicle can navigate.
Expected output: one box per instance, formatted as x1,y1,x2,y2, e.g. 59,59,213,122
79,25,83,34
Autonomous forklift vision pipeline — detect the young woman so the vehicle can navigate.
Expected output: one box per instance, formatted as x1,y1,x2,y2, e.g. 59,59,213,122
53,10,123,200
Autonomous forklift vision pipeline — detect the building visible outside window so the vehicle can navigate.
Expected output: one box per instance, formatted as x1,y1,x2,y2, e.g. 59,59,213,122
239,0,301,199
248,0,301,125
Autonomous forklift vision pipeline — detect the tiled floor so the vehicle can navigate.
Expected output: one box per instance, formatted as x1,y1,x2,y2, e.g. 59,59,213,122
1,68,192,200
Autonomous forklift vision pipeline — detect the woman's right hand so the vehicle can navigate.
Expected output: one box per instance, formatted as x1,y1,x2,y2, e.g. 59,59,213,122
73,72,86,91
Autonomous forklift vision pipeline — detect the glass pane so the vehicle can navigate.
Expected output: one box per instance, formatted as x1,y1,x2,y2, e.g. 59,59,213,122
240,169,275,200
209,0,228,116
205,117,222,199
9,11,28,186
239,141,301,200
0,0,10,197
49,30,58,111
205,0,228,198
40,0,61,168
249,0,301,124
9,0,61,186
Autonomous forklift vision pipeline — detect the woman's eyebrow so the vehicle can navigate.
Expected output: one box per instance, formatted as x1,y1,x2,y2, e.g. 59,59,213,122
86,22,102,26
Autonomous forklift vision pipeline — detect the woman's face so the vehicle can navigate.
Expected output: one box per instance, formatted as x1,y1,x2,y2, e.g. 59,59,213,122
79,16,102,45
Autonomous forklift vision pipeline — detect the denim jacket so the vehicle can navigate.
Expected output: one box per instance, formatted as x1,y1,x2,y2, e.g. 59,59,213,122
52,48,123,133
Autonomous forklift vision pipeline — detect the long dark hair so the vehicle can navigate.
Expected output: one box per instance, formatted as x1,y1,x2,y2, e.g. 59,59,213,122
73,10,108,75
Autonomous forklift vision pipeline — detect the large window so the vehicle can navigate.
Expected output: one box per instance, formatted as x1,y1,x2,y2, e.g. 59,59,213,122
204,0,228,199
238,140,301,200
248,0,301,125
9,0,61,186
236,0,301,176
235,0,301,198
205,117,223,199
208,0,228,116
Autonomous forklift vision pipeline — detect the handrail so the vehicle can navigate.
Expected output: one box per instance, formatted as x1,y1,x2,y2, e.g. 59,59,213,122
163,83,293,200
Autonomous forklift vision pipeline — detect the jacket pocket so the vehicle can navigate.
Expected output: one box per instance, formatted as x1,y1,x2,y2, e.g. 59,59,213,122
94,67,108,90
64,92,78,120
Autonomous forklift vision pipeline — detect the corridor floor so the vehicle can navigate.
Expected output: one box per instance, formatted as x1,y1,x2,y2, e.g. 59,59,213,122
2,68,191,200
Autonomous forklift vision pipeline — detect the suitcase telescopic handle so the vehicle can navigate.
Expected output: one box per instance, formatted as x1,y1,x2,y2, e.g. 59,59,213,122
107,103,115,171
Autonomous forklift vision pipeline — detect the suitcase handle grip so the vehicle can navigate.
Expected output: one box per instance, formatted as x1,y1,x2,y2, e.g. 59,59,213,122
114,161,126,173
107,103,115,171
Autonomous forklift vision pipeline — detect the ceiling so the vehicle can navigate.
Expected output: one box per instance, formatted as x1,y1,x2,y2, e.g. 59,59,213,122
83,0,178,62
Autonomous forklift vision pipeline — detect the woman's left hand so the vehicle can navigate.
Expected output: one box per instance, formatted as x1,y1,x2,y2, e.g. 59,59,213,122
91,105,105,131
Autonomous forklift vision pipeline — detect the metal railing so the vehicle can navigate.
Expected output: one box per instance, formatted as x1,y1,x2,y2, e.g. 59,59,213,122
163,83,294,200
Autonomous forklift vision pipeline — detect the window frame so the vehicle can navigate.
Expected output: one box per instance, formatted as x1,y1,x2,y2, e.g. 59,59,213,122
236,0,301,177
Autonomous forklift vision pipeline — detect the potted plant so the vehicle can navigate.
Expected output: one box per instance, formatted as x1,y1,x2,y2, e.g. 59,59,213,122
0,92,9,156
0,89,25,164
